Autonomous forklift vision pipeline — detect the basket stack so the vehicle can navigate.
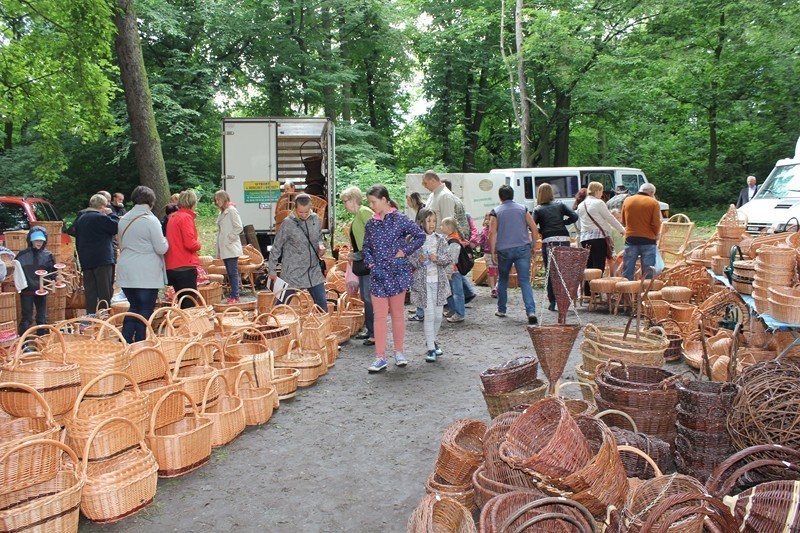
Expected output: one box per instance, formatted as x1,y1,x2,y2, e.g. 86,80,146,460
674,379,738,482
3,230,28,253
479,356,544,418
581,323,668,370
767,285,800,324
0,291,16,324
753,245,796,315
716,204,747,249
731,259,755,295
426,419,486,511
593,361,680,446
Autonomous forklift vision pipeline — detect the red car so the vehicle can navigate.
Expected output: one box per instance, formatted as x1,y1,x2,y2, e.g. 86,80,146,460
0,196,72,250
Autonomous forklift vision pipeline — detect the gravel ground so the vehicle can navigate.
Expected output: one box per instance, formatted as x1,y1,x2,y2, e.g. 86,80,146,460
80,284,658,532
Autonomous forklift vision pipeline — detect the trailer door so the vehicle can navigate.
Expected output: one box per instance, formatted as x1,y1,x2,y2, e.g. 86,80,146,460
222,120,279,232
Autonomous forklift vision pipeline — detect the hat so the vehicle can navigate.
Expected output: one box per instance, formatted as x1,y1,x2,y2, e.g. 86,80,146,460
615,185,628,193
29,231,46,242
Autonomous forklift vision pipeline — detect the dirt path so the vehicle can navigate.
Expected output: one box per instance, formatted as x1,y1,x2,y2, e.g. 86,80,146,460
81,285,644,532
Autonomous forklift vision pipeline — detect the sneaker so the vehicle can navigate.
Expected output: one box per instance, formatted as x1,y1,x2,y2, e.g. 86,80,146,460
447,315,465,323
408,314,424,322
491,289,498,298
434,342,443,356
465,294,476,304
425,350,438,362
226,297,240,305
394,354,409,367
355,332,369,340
528,314,539,325
368,358,388,373
495,311,506,317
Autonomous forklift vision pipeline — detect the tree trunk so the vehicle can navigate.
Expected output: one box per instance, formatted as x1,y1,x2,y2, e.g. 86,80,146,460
463,67,488,172
365,56,377,128
2,121,11,152
114,0,170,213
321,6,335,121
515,0,530,167
554,92,571,166
440,56,453,167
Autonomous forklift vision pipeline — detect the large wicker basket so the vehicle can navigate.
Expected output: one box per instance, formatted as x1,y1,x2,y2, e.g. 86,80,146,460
234,369,276,426
200,373,245,447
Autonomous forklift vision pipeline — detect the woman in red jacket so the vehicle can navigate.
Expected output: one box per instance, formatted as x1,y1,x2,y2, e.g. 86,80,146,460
165,190,202,308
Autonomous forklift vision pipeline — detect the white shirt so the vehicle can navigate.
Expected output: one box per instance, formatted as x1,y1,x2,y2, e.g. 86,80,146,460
423,233,438,283
748,186,757,201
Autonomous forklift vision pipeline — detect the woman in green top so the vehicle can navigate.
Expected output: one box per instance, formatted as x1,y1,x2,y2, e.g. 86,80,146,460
341,186,375,345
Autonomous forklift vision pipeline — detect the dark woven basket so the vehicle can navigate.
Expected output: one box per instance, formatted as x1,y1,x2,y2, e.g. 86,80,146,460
598,360,678,390
676,379,738,413
480,491,595,533
471,465,539,510
596,396,677,446
675,422,732,453
676,405,728,433
664,333,683,362
611,426,672,480
480,356,539,395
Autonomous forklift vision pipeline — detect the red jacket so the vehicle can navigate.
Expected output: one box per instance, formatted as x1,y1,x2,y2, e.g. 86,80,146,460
165,208,201,270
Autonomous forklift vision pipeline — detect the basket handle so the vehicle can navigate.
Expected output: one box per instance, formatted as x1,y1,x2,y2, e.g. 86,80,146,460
286,339,298,355
308,304,327,318
71,371,140,418
595,409,638,433
202,341,225,364
149,389,198,435
0,381,55,424
11,323,67,368
666,214,691,224
148,306,192,336
554,381,595,400
129,346,173,383
645,326,667,338
223,325,268,354
640,493,739,533
81,416,146,472
233,369,256,398
220,306,247,320
498,496,596,533
503,512,590,533
171,341,206,380
254,313,280,327
173,288,208,308
299,139,322,161
200,372,227,415
0,438,84,478
705,443,800,497
56,316,127,345
616,444,663,478
106,312,157,340
271,304,299,320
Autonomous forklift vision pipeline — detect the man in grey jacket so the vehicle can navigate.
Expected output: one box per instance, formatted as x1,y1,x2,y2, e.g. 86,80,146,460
268,194,328,311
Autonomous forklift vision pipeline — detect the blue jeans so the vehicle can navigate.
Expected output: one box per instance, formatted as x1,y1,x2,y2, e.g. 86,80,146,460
223,257,240,298
447,272,466,318
462,275,476,302
542,241,571,306
623,243,657,281
283,284,328,312
121,288,159,343
358,273,374,338
497,245,536,315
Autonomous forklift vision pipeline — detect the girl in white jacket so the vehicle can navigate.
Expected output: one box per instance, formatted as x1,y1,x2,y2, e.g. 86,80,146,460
215,190,244,303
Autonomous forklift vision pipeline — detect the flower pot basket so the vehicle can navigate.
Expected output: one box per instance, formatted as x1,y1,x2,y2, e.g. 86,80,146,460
0,439,84,532
0,325,80,417
146,389,213,478
527,324,580,394
199,374,245,448
0,382,62,493
80,417,158,523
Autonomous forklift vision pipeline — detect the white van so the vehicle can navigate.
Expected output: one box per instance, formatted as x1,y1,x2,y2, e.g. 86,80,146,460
488,167,669,216
737,137,800,234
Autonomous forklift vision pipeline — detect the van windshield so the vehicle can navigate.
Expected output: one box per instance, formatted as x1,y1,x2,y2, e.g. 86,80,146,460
756,163,800,199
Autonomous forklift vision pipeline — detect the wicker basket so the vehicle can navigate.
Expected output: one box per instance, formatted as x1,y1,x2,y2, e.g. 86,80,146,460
582,324,667,368
660,286,693,303
3,230,28,251
65,371,150,461
299,305,331,350
198,281,223,305
0,382,62,493
480,491,596,533
637,493,740,533
80,416,159,523
716,205,747,239
200,373,245,447
424,471,476,512
106,312,161,353
148,307,203,367
172,342,220,413
0,439,84,532
499,397,592,479
215,305,254,334
146,389,213,478
246,313,292,359
234,369,276,426
643,299,671,322
480,356,539,395
173,288,216,337
274,340,324,387
0,326,80,417
0,292,16,323
407,493,476,533
527,324,580,394
434,419,486,486
480,379,547,419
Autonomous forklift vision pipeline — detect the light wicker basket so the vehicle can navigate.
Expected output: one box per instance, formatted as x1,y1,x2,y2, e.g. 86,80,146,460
234,369,276,426
148,306,203,367
173,288,216,337
0,292,16,323
274,340,324,387
146,389,213,478
172,342,220,413
81,417,158,523
200,373,245,447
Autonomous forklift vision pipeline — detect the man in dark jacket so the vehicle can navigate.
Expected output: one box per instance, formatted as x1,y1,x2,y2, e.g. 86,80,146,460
736,176,758,208
14,226,56,333
73,193,119,314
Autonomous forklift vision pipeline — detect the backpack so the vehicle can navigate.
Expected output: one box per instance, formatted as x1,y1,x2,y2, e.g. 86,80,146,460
448,238,475,276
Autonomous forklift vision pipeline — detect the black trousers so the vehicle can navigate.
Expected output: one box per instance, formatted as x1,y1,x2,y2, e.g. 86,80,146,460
19,293,47,335
167,268,198,309
83,264,115,315
581,238,609,294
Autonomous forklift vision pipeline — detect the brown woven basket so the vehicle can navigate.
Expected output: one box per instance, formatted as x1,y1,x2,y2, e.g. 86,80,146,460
81,416,159,523
200,373,245,447
582,323,667,368
407,493,476,533
234,369,276,426
0,326,80,417
480,492,596,533
0,382,62,494
623,467,707,532
480,356,539,395
131,347,184,432
499,397,592,479
424,470,476,512
271,304,302,340
65,371,150,461
198,281,223,305
480,380,547,419
106,312,161,353
223,325,271,363
528,324,580,394
0,439,84,532
146,389,213,478
434,419,486,486
638,493,740,533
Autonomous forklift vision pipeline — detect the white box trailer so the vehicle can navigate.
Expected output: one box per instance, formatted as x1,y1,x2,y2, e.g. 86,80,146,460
221,117,335,250
404,173,507,221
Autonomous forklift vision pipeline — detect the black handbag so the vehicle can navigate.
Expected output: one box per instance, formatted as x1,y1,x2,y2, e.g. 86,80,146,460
350,227,371,276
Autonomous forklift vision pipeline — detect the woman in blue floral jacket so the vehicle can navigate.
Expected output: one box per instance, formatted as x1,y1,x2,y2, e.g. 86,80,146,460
362,185,425,372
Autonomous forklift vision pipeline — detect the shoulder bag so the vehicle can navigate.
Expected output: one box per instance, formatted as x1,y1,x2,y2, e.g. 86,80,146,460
585,205,614,260
349,226,371,276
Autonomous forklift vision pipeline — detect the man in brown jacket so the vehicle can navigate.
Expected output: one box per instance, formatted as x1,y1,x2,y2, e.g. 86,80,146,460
621,183,661,280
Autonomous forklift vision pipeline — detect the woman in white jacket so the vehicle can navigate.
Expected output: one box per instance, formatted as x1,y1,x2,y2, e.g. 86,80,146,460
214,190,244,304
576,181,625,278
